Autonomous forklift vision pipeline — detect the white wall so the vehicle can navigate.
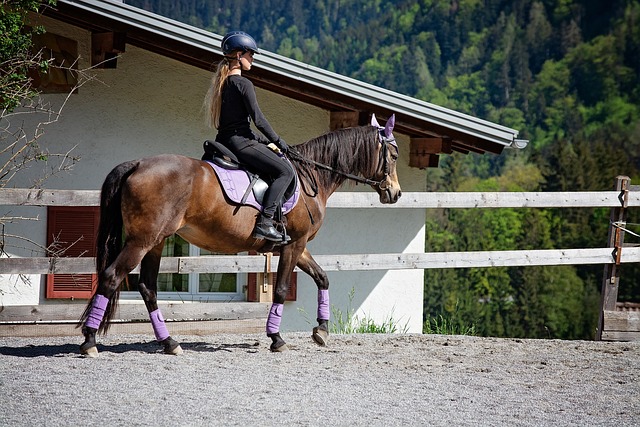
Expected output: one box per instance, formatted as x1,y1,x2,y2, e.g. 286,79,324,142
281,208,425,333
0,255,40,306
1,17,426,332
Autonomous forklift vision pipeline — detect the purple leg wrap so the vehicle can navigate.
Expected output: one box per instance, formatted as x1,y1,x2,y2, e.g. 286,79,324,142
150,309,170,341
318,289,330,321
266,303,283,335
85,294,109,330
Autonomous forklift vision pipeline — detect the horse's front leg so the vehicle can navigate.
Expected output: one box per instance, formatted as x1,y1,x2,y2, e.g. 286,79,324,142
138,242,183,355
296,248,330,346
266,243,305,352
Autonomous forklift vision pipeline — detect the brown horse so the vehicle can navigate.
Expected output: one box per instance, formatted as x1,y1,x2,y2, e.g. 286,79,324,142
79,114,401,356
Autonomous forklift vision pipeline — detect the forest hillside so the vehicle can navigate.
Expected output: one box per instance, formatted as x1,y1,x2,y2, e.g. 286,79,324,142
124,0,640,339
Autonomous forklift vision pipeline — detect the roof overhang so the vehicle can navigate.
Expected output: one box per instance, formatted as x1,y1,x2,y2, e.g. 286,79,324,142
44,0,527,155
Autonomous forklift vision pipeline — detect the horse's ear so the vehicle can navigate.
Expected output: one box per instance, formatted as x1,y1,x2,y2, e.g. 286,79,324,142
371,113,381,128
384,114,395,138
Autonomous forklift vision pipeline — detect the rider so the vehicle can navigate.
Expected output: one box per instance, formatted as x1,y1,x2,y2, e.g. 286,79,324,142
204,31,294,243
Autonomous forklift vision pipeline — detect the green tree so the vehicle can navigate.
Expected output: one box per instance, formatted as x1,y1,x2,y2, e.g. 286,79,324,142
1,0,56,112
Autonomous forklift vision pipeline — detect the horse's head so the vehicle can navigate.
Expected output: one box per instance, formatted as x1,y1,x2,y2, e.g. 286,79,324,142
370,114,402,204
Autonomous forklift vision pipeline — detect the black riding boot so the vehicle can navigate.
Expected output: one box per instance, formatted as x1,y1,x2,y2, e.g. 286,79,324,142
253,214,284,242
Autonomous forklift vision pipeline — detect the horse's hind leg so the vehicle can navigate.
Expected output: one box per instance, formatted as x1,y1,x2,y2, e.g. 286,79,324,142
81,244,147,357
137,241,183,355
296,248,330,346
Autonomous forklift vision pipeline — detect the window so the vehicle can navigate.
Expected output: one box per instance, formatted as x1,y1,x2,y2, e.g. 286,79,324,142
123,235,244,301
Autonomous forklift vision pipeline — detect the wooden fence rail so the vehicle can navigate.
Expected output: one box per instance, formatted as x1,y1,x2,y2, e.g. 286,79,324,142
2,248,640,275
1,188,640,208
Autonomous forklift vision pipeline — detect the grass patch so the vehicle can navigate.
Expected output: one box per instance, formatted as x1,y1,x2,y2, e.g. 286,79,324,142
423,314,477,336
297,287,409,334
330,287,409,334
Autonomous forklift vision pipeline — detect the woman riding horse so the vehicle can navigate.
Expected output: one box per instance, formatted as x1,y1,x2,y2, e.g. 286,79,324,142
203,31,295,243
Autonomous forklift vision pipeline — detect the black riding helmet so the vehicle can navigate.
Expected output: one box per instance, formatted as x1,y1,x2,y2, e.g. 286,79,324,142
221,31,259,55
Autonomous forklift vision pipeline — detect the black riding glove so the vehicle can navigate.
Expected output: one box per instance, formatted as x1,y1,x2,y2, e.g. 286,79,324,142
275,138,289,154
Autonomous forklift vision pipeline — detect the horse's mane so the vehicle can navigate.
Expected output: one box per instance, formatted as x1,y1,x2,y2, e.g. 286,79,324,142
292,126,379,191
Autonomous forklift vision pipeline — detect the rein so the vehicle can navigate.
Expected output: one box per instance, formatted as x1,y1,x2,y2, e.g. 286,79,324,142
287,148,381,186
287,130,395,197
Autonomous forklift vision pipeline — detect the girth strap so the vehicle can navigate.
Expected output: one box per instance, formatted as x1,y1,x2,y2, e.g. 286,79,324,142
241,174,260,205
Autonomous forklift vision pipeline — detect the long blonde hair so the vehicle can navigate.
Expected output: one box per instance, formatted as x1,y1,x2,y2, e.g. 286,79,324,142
203,58,232,129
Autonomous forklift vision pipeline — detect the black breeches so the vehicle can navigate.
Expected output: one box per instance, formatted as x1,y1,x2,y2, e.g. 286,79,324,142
226,137,295,217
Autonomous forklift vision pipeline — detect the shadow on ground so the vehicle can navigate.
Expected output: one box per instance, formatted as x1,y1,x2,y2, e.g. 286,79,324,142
0,339,262,357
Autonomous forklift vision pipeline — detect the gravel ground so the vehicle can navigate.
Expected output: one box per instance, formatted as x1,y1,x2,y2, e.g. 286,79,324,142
0,332,638,426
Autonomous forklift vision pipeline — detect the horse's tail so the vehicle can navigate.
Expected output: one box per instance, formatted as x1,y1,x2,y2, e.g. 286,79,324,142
79,160,139,334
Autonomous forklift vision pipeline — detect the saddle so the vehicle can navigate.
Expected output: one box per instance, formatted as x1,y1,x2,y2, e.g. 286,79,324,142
201,140,299,215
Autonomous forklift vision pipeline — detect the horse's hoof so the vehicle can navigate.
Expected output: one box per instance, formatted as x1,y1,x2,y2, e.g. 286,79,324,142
81,346,99,358
312,326,329,346
270,342,288,352
161,337,183,355
165,344,183,355
268,332,287,352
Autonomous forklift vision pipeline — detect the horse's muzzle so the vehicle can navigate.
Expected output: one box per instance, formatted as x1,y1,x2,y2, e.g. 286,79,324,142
379,186,401,204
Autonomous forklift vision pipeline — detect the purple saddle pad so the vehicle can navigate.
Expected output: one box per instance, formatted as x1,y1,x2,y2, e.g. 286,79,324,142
206,161,300,214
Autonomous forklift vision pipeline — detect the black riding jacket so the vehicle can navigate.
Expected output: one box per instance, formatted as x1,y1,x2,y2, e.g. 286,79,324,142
216,75,280,143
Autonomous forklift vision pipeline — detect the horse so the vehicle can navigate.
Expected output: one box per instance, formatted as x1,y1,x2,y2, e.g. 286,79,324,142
78,114,401,356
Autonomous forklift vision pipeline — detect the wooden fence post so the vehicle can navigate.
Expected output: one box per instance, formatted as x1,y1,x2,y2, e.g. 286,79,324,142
596,176,630,340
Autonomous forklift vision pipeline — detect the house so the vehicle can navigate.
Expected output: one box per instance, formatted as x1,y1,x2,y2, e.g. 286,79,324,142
0,0,524,333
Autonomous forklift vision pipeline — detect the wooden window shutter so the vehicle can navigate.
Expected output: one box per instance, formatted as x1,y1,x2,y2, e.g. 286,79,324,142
246,251,297,302
46,206,99,299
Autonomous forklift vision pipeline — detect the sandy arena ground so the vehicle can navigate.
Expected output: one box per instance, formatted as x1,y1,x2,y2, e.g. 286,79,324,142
0,332,638,426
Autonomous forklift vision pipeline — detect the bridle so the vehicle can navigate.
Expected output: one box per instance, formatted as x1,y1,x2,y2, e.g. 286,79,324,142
376,130,397,190
287,128,397,196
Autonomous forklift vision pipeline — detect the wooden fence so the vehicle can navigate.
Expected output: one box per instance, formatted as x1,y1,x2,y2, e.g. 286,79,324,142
1,177,639,340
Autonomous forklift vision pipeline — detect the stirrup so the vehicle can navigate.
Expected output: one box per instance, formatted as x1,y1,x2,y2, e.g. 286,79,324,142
279,233,291,244
278,226,291,243
273,210,290,244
